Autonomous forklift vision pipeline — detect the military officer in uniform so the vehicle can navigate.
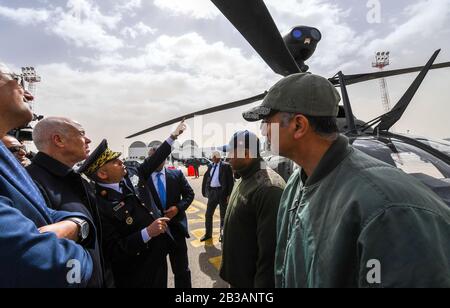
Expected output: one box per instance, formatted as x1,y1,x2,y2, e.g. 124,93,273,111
79,120,186,288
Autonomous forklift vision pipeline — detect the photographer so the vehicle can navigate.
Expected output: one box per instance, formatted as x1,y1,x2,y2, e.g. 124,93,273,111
0,63,94,287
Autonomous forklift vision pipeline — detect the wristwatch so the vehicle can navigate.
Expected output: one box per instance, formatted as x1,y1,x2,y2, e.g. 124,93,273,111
67,218,90,243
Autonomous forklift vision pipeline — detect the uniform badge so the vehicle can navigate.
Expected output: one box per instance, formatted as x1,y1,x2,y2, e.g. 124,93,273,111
130,175,139,187
126,216,134,225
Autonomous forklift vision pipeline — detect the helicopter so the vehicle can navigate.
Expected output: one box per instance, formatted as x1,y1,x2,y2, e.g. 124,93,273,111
126,0,450,206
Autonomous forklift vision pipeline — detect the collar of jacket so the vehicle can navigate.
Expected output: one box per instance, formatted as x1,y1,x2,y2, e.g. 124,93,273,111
237,157,265,180
32,152,75,177
301,135,353,187
95,182,123,201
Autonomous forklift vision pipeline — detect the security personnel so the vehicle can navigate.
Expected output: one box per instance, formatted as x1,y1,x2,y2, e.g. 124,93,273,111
220,130,286,288
79,121,186,288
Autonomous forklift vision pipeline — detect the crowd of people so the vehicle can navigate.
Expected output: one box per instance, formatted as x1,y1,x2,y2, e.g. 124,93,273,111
1,62,449,288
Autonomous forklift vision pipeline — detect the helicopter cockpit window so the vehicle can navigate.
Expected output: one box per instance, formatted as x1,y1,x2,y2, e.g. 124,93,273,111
390,141,450,180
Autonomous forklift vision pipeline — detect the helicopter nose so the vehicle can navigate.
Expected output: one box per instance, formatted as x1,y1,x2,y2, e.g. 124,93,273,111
304,38,311,45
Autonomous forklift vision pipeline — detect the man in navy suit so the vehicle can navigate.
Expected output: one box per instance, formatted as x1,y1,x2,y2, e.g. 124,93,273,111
148,147,195,288
0,63,93,287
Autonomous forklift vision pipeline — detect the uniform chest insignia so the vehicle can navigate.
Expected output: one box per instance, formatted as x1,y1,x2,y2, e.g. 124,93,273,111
130,175,139,187
100,190,107,197
126,216,134,225
113,201,126,212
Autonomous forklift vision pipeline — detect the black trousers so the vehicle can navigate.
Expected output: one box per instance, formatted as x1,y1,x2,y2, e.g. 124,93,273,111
168,226,191,288
205,188,227,237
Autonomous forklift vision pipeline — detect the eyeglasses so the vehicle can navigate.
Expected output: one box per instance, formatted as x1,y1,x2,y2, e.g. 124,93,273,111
0,73,24,86
8,145,26,154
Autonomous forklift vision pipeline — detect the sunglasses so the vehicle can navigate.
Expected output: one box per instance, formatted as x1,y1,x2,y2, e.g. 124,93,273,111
8,145,26,154
1,73,24,87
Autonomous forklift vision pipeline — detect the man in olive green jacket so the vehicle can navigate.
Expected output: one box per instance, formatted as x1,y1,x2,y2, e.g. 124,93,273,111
219,130,286,288
243,73,450,288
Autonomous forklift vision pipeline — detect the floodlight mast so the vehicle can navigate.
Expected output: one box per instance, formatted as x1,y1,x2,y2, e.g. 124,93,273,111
372,52,392,114
21,67,41,112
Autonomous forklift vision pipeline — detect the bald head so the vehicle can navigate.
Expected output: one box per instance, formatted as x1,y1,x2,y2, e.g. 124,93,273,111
33,117,79,151
32,117,91,167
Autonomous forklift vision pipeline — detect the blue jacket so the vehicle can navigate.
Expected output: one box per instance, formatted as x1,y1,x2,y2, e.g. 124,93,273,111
148,168,195,238
0,142,93,288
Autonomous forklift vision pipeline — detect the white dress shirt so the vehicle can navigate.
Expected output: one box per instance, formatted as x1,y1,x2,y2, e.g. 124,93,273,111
209,162,222,188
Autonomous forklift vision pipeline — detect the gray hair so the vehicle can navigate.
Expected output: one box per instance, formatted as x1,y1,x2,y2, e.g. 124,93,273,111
211,151,221,159
33,117,77,151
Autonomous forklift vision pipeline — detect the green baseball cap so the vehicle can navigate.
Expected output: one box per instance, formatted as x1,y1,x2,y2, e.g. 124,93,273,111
243,73,341,122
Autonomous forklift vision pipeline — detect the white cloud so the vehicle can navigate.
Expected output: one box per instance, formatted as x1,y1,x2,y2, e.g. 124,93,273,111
0,1,124,52
83,32,273,82
153,0,219,20
0,6,50,25
121,22,158,39
50,0,124,52
115,0,142,12
362,0,450,58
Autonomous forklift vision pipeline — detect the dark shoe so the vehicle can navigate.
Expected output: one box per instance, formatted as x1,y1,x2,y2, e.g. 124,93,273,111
200,235,212,242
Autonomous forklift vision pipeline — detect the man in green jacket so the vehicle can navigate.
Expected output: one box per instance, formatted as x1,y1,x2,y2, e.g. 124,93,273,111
219,130,286,288
243,73,450,288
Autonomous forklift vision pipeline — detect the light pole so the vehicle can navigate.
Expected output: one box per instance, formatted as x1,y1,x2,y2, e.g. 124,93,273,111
372,52,392,114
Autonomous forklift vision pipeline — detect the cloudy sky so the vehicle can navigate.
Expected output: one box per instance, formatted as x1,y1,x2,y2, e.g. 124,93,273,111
1,0,449,154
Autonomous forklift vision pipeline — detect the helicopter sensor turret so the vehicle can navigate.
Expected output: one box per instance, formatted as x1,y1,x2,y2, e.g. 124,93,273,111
283,26,322,72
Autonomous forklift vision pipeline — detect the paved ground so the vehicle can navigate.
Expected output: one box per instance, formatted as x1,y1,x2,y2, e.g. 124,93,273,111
167,175,228,288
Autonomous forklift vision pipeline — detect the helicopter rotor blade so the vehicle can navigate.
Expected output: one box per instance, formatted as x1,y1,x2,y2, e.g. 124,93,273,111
211,0,300,76
329,62,450,86
126,92,267,139
375,49,441,132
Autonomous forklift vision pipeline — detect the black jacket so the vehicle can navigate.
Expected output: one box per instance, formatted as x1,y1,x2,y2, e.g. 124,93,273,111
96,140,174,288
148,168,195,238
26,152,104,288
202,161,234,198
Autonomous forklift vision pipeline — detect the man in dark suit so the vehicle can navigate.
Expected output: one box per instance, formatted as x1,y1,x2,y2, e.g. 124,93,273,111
0,63,93,287
201,151,234,242
148,147,195,288
79,120,187,288
26,116,105,288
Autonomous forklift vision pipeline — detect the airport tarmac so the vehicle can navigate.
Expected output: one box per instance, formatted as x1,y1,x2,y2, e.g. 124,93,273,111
167,175,228,288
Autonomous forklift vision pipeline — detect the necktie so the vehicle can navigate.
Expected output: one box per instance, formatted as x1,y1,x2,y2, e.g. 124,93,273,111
156,172,166,209
211,164,218,177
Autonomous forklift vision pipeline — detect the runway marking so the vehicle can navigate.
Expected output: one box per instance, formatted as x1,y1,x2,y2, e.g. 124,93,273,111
186,206,200,214
190,228,221,248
